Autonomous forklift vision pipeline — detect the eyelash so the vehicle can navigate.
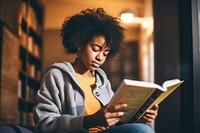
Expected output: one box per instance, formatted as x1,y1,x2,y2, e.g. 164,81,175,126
92,48,109,57
103,53,108,57
92,48,99,52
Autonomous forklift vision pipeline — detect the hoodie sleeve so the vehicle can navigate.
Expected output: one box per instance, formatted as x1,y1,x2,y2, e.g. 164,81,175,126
33,68,87,133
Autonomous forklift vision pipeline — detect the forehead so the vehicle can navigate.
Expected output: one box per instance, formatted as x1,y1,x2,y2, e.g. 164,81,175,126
90,35,110,49
90,35,105,43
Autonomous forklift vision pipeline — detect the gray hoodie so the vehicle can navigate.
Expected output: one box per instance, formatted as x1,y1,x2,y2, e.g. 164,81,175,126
33,62,114,133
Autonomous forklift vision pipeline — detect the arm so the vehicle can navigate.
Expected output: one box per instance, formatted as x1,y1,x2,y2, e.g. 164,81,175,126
33,69,87,133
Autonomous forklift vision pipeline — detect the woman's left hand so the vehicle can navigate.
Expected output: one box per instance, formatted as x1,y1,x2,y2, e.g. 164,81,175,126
139,104,159,123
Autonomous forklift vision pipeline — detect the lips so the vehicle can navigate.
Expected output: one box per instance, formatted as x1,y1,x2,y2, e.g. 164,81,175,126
91,62,100,68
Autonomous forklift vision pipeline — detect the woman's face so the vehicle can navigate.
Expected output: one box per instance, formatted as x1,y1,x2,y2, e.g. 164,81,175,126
80,35,110,71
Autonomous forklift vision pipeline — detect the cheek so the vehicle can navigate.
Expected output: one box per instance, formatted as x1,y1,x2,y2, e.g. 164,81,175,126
87,50,97,59
82,50,95,62
102,57,107,63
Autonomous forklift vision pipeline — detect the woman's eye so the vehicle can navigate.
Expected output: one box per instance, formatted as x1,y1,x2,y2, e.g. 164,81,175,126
92,47,99,52
103,52,109,56
103,53,108,57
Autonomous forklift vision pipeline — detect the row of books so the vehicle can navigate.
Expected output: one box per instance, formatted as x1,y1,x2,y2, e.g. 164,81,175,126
18,79,23,98
19,31,41,58
28,6,40,33
27,35,40,58
18,1,42,35
28,63,42,80
17,0,43,129
18,111,35,127
18,79,37,102
19,60,42,81
26,85,36,102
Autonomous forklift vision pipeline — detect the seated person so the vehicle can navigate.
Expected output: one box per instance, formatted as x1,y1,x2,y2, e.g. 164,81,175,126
33,8,158,133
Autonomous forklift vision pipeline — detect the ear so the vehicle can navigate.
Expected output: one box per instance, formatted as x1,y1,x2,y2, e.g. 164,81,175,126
76,45,82,51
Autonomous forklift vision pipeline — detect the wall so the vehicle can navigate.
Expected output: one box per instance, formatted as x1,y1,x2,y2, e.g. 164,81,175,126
153,0,181,133
41,0,145,29
43,29,75,70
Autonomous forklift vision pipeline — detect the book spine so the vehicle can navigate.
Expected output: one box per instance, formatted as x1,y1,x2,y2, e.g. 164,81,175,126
129,89,162,123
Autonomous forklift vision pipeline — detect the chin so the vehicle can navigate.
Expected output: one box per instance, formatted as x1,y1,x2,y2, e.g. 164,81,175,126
89,67,98,71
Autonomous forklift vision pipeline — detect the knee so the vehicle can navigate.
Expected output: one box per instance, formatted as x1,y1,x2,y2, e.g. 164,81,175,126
131,123,155,133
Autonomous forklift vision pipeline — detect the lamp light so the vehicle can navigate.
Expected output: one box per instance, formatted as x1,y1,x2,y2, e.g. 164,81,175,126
120,10,134,23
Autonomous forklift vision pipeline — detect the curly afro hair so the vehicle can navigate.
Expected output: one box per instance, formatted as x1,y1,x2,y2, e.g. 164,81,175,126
61,8,125,57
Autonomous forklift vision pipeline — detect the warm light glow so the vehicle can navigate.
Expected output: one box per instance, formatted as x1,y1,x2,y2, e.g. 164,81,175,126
142,21,149,28
120,12,134,23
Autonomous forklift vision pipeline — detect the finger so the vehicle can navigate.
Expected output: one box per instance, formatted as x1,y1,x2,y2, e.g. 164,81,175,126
144,110,158,120
146,109,158,116
106,118,120,126
143,116,154,123
113,103,127,110
107,103,127,112
144,113,156,120
105,111,127,118
151,104,159,111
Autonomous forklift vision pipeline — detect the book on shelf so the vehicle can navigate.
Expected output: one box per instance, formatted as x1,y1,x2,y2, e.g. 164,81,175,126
28,63,36,78
26,112,35,127
18,79,22,98
107,79,184,123
27,36,33,53
26,85,35,102
19,31,27,48
28,6,38,32
33,43,40,58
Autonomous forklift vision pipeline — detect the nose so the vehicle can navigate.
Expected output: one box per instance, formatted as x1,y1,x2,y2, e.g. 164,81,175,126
96,52,104,61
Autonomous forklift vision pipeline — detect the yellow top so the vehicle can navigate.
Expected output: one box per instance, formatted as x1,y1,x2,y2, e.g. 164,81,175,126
76,73,106,132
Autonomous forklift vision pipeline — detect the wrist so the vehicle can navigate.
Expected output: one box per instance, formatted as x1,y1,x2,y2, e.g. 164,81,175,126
83,115,96,129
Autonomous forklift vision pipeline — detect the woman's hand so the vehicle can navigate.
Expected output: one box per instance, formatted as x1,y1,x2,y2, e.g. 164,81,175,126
83,103,127,129
139,104,159,123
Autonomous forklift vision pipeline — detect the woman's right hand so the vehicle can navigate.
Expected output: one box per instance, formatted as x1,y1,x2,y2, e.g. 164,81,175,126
83,103,127,129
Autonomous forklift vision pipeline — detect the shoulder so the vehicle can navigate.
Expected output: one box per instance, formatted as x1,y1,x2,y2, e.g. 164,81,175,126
43,62,72,82
42,62,79,85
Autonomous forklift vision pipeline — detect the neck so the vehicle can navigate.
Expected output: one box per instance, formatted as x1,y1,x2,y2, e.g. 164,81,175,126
72,60,94,78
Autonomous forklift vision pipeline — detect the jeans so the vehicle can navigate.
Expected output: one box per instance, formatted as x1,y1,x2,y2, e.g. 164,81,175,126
99,123,155,133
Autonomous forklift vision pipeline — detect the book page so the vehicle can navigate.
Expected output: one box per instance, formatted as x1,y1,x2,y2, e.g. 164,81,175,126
108,84,157,123
147,80,184,110
162,79,182,88
123,79,167,91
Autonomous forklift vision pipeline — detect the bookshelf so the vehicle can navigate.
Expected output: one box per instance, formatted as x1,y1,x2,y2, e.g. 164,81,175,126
0,22,19,125
17,0,43,129
101,41,139,92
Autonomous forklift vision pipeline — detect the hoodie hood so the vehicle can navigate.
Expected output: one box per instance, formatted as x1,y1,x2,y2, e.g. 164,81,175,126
45,61,108,89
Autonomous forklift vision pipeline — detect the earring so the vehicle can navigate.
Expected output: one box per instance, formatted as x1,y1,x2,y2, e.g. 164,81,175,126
76,51,81,58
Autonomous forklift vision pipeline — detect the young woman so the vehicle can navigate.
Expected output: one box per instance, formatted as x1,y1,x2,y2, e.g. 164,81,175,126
33,8,158,133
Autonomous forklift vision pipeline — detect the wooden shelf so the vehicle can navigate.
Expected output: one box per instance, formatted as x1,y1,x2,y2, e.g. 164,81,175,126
17,0,43,128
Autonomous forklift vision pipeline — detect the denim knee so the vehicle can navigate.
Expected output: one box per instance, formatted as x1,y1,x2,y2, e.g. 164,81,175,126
129,123,155,133
99,123,155,133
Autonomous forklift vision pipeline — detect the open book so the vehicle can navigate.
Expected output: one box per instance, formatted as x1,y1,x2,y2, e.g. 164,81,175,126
107,79,184,123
